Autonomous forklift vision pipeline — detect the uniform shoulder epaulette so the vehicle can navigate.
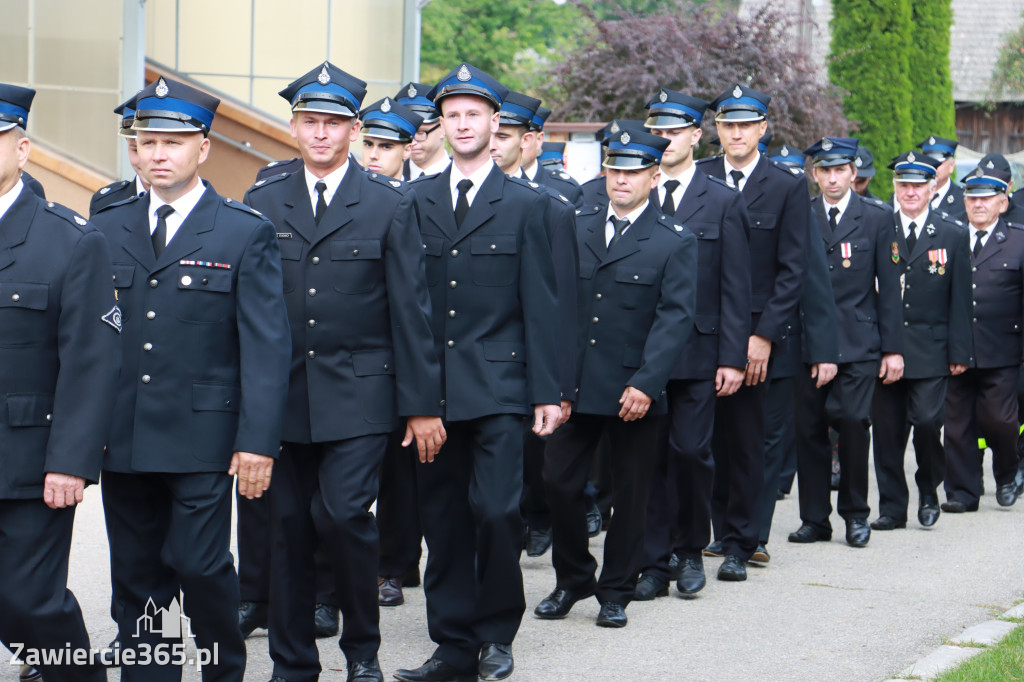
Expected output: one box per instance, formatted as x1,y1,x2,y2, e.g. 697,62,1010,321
554,192,572,205
43,201,92,231
695,157,715,166
935,211,965,227
656,213,689,236
507,174,547,195
222,196,264,219
1006,221,1024,231
768,160,804,177
860,195,890,214
544,168,580,186
93,193,142,214
95,179,130,197
574,204,602,217
366,172,409,193
255,157,302,180
247,171,292,193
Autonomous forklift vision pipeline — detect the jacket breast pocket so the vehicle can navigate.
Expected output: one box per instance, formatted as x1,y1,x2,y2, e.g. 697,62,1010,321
0,282,49,348
989,258,1021,280
471,234,518,286
846,238,871,270
422,235,445,287
175,266,233,324
749,212,777,231
331,239,383,294
614,266,657,310
277,239,303,293
352,349,397,424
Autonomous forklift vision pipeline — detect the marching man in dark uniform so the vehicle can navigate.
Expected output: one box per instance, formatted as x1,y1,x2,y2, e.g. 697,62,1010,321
395,82,449,180
392,63,561,682
535,127,697,626
943,165,1024,511
871,152,972,531
0,82,120,682
918,136,966,222
634,88,751,598
91,76,291,682
91,93,150,216
789,137,903,548
696,84,809,578
245,62,444,682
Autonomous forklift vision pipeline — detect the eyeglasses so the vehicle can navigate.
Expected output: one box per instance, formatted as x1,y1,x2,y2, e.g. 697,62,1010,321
413,123,441,141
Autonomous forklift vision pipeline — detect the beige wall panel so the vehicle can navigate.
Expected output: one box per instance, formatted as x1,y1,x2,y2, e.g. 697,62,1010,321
252,1,329,76
0,1,29,83
33,0,121,89
31,88,119,176
146,0,179,68
176,0,251,75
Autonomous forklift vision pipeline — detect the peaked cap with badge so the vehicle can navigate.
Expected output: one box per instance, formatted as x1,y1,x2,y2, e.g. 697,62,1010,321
888,151,940,183
132,77,220,134
279,61,367,118
644,88,708,129
603,128,670,170
916,135,958,160
499,91,542,127
803,136,859,167
709,83,771,122
394,81,439,122
360,97,425,143
427,62,508,109
0,83,35,132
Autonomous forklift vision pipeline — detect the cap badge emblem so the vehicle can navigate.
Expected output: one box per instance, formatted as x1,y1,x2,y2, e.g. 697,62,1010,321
986,160,995,169
929,136,936,145
155,78,169,98
732,85,743,98
620,131,631,145
855,156,862,167
407,84,417,98
457,65,472,82
907,152,916,163
317,65,331,86
610,121,620,134
821,138,833,151
381,98,392,113
659,90,668,102
780,147,790,157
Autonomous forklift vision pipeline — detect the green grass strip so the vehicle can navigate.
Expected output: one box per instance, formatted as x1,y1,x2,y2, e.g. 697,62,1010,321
934,624,1024,681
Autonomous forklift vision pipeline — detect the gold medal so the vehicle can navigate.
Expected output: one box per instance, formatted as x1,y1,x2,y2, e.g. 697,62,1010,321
842,258,851,268
937,266,945,275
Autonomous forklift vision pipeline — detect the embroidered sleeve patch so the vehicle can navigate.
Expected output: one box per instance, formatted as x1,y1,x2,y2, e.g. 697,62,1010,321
102,305,123,333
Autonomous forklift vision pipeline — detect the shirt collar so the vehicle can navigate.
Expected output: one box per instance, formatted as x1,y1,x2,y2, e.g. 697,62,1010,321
823,189,853,219
415,156,451,177
522,161,539,181
135,175,148,198
724,152,760,181
0,179,24,224
971,219,999,236
305,161,349,207
899,209,928,233
606,199,649,227
660,163,697,197
450,159,495,197
150,178,207,224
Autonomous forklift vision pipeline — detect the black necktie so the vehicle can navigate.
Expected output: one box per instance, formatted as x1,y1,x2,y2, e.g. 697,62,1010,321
906,221,918,253
729,169,744,190
454,179,473,229
314,181,328,225
828,206,840,233
662,179,680,215
973,230,987,258
608,217,630,251
152,204,174,258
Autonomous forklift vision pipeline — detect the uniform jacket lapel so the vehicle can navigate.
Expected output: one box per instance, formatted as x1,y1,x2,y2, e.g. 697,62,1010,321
120,194,157,271
827,194,861,247
281,171,317,245
451,165,502,245
422,167,459,242
0,187,36,272
974,220,1007,266
673,171,707,224
597,203,655,268
309,164,358,248
740,156,767,207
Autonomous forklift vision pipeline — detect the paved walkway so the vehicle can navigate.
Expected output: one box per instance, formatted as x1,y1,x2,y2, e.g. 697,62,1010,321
5,448,1023,681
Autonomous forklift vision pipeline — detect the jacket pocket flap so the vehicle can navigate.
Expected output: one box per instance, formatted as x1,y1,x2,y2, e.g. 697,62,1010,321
192,383,241,412
352,349,396,376
471,235,517,255
615,266,657,285
690,221,720,240
331,239,383,260
422,235,445,257
112,264,136,287
695,314,720,334
277,239,303,260
178,267,232,292
0,282,48,310
483,340,526,363
749,212,777,230
6,393,54,426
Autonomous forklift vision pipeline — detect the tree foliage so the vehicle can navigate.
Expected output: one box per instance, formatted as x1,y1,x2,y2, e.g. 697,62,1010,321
908,0,956,145
991,11,1024,99
830,0,914,196
540,0,848,154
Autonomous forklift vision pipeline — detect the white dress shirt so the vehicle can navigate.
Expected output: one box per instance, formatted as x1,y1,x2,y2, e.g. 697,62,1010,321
605,200,649,246
0,179,24,224
148,179,207,246
822,188,853,227
724,153,760,192
659,163,697,210
450,159,495,211
304,161,349,215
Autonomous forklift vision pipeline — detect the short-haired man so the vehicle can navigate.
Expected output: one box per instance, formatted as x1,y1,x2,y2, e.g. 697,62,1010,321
870,151,972,531
91,76,291,681
519,109,583,208
918,136,966,222
360,97,425,179
943,165,1024,511
246,62,444,682
396,82,449,180
789,137,903,548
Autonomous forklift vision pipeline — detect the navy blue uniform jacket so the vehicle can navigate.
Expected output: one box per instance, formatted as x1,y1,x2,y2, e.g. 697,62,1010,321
411,164,561,420
572,202,698,416
92,185,291,473
244,167,442,443
967,220,1024,369
0,188,120,498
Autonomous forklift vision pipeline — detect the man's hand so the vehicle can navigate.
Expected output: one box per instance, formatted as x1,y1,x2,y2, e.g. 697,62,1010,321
229,452,274,500
715,366,745,397
811,362,838,388
949,363,968,376
618,386,653,422
744,335,772,386
559,400,573,426
879,353,904,384
403,416,447,463
533,404,562,436
43,473,85,510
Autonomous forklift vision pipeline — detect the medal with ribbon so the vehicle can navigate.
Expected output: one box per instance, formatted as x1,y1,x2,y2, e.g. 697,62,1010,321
841,242,852,268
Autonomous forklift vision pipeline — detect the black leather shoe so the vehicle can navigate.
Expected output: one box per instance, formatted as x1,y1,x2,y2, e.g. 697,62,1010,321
525,527,552,557
393,659,476,682
585,503,602,538
845,519,870,547
702,540,724,557
239,600,268,638
478,643,514,681
749,545,770,565
633,574,668,601
668,552,681,580
675,557,705,598
717,555,747,581
918,496,940,527
534,587,593,619
97,637,121,667
378,576,405,607
996,482,1020,507
314,603,339,638
788,524,831,543
347,656,384,682
595,602,627,628
941,499,979,513
869,515,906,531
19,665,41,682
